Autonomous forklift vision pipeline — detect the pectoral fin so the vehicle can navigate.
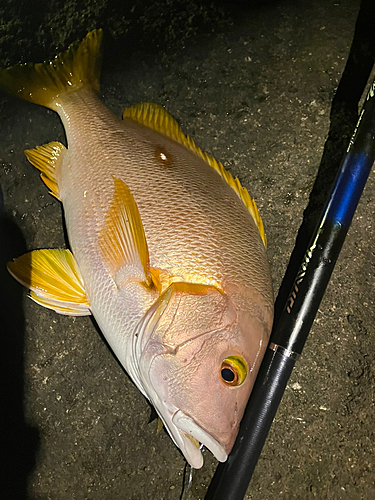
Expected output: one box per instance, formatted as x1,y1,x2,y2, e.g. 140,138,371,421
98,177,153,289
7,249,91,316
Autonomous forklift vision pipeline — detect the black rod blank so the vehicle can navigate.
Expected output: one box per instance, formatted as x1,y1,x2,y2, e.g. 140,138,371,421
205,75,375,500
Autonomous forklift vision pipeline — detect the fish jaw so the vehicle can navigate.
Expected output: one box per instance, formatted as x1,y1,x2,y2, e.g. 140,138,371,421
129,323,221,468
144,322,267,468
136,360,229,469
132,282,272,468
171,410,228,466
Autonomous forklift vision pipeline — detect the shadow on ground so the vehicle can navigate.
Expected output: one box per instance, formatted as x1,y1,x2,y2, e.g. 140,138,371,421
0,193,40,500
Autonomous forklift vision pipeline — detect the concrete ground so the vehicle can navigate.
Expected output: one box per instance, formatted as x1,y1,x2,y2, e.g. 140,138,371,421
0,0,374,499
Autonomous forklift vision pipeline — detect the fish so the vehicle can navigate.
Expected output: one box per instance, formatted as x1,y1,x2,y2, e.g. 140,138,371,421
0,30,274,469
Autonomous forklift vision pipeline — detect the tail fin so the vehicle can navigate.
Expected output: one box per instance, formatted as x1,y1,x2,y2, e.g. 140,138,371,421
0,29,103,111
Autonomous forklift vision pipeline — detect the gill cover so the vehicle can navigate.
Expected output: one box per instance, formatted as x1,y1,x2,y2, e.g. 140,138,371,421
130,280,259,468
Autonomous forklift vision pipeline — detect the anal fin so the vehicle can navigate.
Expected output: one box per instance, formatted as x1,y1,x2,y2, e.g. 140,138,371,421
7,249,91,316
24,141,67,201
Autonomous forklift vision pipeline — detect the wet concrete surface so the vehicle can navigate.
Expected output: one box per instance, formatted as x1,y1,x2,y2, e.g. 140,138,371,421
0,0,374,499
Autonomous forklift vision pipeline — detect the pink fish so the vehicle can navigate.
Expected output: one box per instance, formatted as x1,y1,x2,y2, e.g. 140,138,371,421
0,30,273,468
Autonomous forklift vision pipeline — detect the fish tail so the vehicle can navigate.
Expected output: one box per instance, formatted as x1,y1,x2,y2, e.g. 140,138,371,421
0,29,103,111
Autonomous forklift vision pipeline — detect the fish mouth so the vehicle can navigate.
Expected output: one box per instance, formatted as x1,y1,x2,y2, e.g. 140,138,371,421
133,300,228,468
171,410,227,469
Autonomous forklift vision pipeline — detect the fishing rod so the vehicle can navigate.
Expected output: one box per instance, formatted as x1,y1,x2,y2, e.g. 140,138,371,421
205,73,375,500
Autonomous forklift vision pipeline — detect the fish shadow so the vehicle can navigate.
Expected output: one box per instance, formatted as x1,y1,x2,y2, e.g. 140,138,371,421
0,199,40,500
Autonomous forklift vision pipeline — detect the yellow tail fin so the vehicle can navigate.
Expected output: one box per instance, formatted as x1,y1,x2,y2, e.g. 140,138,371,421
0,29,103,111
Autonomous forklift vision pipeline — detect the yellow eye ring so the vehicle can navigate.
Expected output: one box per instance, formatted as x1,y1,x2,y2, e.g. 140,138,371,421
220,356,248,386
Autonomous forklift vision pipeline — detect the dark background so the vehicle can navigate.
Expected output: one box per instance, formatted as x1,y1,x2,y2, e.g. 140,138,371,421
0,0,374,499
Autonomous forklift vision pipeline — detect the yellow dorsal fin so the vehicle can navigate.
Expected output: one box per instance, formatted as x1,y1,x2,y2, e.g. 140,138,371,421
24,141,66,200
123,102,267,247
98,177,152,289
7,249,91,316
0,29,103,110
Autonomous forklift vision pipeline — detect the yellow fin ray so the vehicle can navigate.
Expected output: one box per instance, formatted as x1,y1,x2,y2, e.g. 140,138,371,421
24,141,66,200
166,281,223,296
29,291,90,316
156,418,164,434
0,29,103,110
123,102,267,247
7,249,91,316
98,177,152,288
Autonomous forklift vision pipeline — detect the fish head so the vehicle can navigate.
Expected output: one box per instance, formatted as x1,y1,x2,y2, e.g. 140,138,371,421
137,281,273,468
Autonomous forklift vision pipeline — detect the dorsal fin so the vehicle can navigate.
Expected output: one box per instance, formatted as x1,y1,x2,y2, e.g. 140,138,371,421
123,102,267,247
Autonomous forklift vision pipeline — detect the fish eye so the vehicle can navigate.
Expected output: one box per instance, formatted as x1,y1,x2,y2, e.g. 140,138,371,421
220,356,247,387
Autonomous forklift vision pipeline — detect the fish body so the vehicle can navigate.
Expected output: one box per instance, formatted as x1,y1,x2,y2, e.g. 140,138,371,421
0,30,273,468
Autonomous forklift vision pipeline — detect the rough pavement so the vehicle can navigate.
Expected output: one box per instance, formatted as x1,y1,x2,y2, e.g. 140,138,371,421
0,1,373,499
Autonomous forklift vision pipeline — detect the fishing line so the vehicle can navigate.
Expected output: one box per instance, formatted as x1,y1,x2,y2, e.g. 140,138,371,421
179,444,204,499
179,462,195,500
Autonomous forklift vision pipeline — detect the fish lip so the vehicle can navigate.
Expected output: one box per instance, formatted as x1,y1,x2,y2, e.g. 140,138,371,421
172,409,227,468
